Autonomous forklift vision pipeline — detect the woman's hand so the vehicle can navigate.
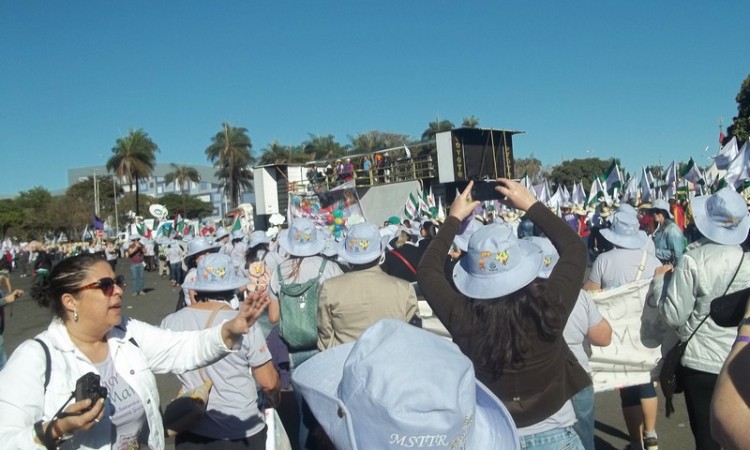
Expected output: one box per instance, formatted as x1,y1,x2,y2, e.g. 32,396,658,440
449,181,481,222
53,398,106,436
495,178,537,212
654,264,674,277
221,291,270,346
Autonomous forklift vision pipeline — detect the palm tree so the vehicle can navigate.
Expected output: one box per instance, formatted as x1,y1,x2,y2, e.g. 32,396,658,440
421,118,455,141
258,140,298,165
461,115,480,128
301,134,348,160
164,163,201,195
205,123,253,208
106,129,158,216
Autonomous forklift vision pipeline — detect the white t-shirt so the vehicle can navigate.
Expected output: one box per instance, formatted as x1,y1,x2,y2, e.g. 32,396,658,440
563,291,603,374
588,247,661,289
94,356,145,450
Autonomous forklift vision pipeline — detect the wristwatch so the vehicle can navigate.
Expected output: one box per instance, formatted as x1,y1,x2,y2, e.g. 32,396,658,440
739,317,750,328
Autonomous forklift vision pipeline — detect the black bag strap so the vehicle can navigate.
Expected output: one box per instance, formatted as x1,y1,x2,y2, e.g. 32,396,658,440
34,338,51,392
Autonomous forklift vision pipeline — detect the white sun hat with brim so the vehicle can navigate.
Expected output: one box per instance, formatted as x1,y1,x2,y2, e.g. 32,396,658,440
183,237,221,268
692,187,750,245
292,319,519,450
453,223,544,299
338,222,389,265
453,218,485,252
213,226,230,242
600,212,649,250
615,203,638,219
278,218,325,257
248,230,272,248
650,199,673,219
523,236,559,279
181,253,249,292
129,234,141,241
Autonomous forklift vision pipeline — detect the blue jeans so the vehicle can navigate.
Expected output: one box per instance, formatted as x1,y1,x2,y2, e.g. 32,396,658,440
520,426,583,450
130,263,144,294
571,386,595,450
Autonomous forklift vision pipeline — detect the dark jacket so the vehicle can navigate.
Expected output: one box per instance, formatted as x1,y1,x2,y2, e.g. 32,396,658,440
416,203,590,427
381,244,424,283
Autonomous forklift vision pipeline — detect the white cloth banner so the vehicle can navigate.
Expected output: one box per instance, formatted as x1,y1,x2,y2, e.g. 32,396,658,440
588,279,670,393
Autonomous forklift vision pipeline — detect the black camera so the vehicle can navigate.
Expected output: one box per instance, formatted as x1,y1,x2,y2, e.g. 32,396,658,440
457,180,505,201
75,372,108,407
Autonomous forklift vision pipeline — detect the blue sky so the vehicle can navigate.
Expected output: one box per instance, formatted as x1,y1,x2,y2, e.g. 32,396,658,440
1,1,748,196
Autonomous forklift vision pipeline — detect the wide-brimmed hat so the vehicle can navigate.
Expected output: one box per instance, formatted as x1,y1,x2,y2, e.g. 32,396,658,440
453,218,485,252
182,253,249,292
600,212,649,249
692,187,750,245
292,319,518,450
183,237,221,268
248,230,272,248
278,218,325,257
453,223,544,299
650,199,673,219
231,230,246,241
523,236,559,279
213,227,230,242
616,203,638,218
598,205,612,218
339,222,388,265
129,234,141,241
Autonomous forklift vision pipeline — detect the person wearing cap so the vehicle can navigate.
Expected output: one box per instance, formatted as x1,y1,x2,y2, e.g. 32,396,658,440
213,226,232,256
179,237,221,309
649,187,750,450
381,230,424,283
161,253,280,449
649,198,686,264
292,319,519,450
525,236,612,450
126,235,146,296
581,211,662,450
317,223,418,351
417,179,590,448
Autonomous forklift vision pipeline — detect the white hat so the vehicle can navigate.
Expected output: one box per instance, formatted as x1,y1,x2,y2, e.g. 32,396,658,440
292,320,518,450
183,237,221,268
278,218,325,257
523,236,559,279
453,223,544,299
599,212,649,249
453,219,484,253
692,187,750,245
338,222,388,265
182,253,249,292
213,227,230,242
248,230,272,248
650,199,673,219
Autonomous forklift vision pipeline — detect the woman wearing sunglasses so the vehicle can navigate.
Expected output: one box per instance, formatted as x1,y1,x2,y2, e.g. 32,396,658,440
0,253,270,450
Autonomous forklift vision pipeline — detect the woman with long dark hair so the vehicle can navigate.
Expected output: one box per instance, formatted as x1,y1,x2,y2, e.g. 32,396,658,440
417,179,589,449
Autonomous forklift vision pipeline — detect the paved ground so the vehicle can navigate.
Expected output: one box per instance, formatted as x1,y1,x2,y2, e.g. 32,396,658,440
2,262,696,449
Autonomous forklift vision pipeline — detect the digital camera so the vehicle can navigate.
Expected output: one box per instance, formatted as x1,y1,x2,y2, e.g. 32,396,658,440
75,372,108,407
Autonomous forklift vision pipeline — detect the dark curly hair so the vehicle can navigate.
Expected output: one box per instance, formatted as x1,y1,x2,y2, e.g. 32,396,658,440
468,278,563,374
31,253,104,319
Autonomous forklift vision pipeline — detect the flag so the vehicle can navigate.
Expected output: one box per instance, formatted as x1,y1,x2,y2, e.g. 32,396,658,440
586,178,601,206
604,161,623,192
81,224,91,241
231,217,242,233
714,136,739,170
679,158,704,185
621,174,639,203
725,141,750,188
403,192,419,220
720,130,726,145
417,191,430,217
92,214,104,231
664,161,677,198
436,197,446,222
640,167,653,203
571,181,586,206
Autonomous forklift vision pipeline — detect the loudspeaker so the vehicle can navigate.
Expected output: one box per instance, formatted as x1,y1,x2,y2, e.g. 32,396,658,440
435,128,519,183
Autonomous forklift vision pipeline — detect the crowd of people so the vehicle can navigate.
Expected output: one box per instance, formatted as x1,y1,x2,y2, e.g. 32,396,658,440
1,178,750,450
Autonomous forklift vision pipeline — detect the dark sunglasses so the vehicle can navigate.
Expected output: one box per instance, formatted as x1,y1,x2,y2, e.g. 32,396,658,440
76,275,126,297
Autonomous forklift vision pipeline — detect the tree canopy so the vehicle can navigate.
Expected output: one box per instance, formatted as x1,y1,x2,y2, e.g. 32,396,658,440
206,123,254,208
548,158,617,190
106,129,158,216
727,73,750,142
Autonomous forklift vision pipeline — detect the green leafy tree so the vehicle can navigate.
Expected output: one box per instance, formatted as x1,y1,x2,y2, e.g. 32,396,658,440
258,140,298,165
14,187,54,240
727,74,750,142
0,198,21,238
159,193,214,219
421,118,455,141
348,131,411,155
206,123,254,208
117,193,155,226
548,158,615,191
164,163,201,195
461,116,480,128
58,175,120,237
301,134,348,161
514,156,545,184
106,129,159,217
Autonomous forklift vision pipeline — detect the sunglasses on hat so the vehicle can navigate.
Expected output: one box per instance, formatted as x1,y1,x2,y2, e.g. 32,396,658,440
75,275,126,297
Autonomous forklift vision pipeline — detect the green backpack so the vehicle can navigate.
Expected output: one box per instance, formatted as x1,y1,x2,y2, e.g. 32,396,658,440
278,259,327,350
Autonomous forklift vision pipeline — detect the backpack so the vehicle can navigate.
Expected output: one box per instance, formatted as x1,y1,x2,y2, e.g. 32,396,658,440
277,259,327,351
247,253,271,294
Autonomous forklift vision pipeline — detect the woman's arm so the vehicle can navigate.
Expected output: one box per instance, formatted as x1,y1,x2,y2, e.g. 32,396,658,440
252,361,281,409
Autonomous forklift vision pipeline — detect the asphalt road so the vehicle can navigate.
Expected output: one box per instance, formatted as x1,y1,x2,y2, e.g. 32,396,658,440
2,261,697,449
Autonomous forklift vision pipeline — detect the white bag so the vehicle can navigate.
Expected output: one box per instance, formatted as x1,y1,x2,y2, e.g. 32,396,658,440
264,408,293,450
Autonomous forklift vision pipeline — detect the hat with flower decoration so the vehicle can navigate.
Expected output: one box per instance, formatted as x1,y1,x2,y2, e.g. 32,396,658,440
182,253,249,292
339,222,388,265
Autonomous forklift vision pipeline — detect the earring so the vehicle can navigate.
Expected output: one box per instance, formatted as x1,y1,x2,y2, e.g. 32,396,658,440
73,310,79,322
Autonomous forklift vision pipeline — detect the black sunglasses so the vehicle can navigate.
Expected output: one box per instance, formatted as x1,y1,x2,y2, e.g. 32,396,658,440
76,275,126,297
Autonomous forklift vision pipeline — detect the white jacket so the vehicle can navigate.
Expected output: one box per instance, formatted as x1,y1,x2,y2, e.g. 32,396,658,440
649,241,748,374
0,316,233,450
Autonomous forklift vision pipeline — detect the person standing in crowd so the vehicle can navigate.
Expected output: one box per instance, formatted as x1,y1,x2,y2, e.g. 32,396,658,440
214,227,232,256
0,253,269,449
317,222,418,350
104,239,118,272
230,230,248,276
143,238,155,272
161,253,280,449
180,237,221,309
650,187,750,450
582,211,662,450
670,198,686,231
380,230,422,283
418,179,589,449
526,236,612,450
166,242,183,288
126,235,146,296
650,199,686,264
561,204,579,232
0,288,24,370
